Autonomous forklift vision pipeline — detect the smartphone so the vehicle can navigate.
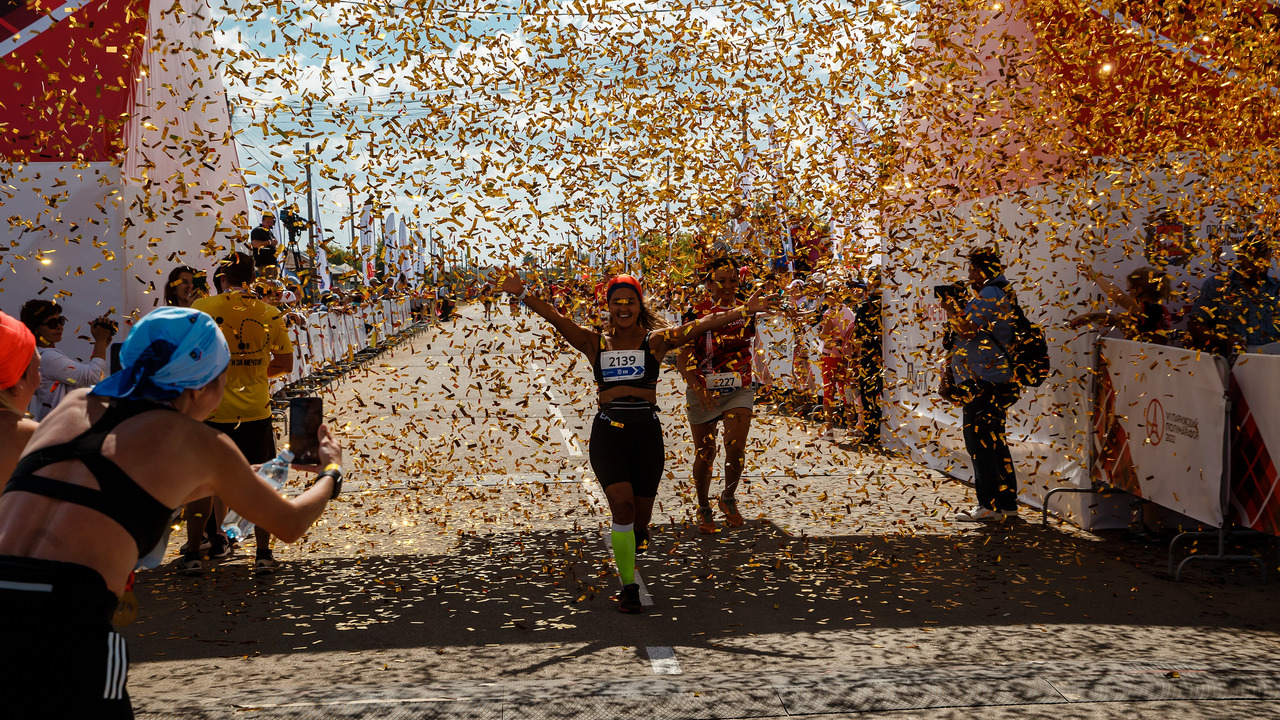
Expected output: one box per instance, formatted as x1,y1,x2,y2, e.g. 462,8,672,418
288,397,323,465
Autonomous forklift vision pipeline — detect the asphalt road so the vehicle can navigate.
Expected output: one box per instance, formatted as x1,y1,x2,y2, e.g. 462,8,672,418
128,302,1280,719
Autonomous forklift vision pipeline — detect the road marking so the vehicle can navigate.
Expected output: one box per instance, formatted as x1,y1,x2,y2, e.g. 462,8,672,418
527,360,583,457
646,646,683,675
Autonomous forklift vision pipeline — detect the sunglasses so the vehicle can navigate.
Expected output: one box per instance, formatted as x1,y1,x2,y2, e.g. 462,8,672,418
43,316,67,328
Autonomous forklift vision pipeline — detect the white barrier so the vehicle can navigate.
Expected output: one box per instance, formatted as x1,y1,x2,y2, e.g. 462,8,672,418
255,300,422,397
1092,338,1229,528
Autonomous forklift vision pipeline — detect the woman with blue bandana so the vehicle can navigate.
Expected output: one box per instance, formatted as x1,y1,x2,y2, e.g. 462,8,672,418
0,307,345,718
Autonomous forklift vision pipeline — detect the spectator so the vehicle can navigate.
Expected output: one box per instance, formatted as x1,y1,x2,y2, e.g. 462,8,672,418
855,270,885,447
1187,231,1280,354
251,213,279,272
817,280,863,440
0,310,41,479
1070,264,1173,344
20,300,114,421
187,252,295,575
164,265,197,308
940,247,1020,523
0,307,342,716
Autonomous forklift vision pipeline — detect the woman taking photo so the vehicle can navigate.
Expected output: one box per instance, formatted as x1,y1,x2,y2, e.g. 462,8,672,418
0,307,345,717
19,299,114,420
0,310,41,479
502,272,775,613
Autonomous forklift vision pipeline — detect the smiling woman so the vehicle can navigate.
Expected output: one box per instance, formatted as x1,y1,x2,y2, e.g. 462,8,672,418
500,269,777,614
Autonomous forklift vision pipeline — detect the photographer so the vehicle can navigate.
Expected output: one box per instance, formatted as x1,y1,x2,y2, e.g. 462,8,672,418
938,248,1020,523
19,300,114,421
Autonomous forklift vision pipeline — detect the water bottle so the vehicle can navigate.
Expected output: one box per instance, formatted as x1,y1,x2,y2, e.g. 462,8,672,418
223,449,294,540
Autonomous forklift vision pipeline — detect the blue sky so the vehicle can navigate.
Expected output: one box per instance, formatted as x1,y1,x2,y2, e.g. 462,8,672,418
213,0,916,269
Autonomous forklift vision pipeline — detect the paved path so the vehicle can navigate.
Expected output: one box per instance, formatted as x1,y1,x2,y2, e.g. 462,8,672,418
127,302,1280,718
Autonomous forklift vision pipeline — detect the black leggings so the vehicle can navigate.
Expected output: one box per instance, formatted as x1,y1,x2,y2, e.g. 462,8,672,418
962,380,1020,512
589,403,665,498
0,556,133,719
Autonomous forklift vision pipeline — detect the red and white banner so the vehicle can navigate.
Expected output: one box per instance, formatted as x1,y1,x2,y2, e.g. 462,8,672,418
1229,353,1280,536
1092,338,1228,527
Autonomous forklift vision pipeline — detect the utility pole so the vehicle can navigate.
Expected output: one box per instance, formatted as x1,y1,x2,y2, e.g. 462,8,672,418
304,141,315,292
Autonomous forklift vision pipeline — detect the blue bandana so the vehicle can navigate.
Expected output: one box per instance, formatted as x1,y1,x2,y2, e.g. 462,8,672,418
91,307,230,401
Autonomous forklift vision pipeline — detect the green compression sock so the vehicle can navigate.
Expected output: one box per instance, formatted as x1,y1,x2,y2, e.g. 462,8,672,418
611,523,636,585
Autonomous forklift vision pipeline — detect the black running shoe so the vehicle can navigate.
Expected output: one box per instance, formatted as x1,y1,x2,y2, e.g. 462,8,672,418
618,583,643,614
635,525,650,554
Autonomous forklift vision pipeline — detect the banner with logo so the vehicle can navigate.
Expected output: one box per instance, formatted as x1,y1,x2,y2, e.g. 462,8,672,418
1229,354,1280,536
1092,338,1228,527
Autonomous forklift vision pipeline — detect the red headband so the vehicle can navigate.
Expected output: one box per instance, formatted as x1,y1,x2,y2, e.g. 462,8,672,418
607,274,644,301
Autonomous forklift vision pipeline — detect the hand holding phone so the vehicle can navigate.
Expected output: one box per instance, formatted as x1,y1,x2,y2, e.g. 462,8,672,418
288,397,323,465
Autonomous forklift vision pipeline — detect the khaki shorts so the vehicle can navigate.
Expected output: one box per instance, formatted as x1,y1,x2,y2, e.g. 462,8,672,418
686,385,755,426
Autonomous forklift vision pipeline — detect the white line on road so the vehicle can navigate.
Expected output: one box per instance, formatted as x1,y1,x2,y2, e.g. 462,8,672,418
527,360,583,457
645,646,683,675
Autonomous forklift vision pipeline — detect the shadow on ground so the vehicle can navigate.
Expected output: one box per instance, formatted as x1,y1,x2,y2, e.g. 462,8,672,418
130,517,1278,667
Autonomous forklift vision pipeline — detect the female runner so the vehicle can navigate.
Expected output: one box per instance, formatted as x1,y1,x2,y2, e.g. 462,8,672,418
502,272,776,613
0,307,344,717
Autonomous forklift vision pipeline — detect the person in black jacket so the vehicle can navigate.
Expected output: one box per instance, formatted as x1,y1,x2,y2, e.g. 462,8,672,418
853,269,884,446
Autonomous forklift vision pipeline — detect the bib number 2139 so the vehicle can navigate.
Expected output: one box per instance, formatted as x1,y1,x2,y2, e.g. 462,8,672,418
600,350,645,382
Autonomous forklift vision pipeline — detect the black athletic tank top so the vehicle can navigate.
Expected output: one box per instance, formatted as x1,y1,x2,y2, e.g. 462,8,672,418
5,398,178,557
593,332,661,391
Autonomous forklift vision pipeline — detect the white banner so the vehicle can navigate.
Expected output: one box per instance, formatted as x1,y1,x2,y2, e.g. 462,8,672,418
1094,337,1228,527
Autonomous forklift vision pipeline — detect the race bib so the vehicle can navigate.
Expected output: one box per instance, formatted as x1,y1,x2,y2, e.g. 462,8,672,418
706,372,742,396
600,350,645,382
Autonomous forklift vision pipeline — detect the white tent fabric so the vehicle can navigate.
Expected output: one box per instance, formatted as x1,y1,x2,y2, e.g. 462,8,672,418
1,0,247,328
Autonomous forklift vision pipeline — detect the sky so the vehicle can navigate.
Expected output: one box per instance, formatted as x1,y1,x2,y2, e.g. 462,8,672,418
213,0,917,270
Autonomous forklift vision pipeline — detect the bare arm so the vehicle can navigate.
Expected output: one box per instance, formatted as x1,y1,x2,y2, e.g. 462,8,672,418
267,350,294,379
650,290,779,357
1079,264,1139,313
501,274,598,356
186,424,342,543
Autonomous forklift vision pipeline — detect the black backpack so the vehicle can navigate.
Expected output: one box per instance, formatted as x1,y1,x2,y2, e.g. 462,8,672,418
988,286,1051,388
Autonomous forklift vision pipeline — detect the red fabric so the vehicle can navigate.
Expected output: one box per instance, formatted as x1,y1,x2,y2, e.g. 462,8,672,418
688,298,755,382
820,356,853,406
607,274,643,301
0,0,148,162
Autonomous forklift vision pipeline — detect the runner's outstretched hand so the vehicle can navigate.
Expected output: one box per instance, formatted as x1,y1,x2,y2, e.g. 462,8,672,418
501,272,525,297
744,289,781,316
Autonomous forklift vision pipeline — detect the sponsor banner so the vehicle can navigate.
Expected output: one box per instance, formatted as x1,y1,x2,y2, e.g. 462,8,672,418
1092,338,1228,527
1229,354,1280,536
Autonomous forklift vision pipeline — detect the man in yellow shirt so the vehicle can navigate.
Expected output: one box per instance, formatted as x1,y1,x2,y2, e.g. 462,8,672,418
182,252,294,574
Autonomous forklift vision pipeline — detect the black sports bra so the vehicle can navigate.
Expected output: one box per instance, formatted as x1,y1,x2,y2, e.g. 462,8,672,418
5,398,177,558
593,332,661,392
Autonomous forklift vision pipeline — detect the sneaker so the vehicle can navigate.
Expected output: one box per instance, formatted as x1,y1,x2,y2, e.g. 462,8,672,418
635,524,650,555
697,506,716,534
998,509,1019,522
178,538,212,555
176,553,203,576
208,536,233,561
254,555,280,575
718,494,745,528
955,506,1002,522
618,583,643,614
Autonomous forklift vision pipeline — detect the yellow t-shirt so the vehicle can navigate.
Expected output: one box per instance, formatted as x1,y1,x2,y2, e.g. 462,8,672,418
193,290,293,423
